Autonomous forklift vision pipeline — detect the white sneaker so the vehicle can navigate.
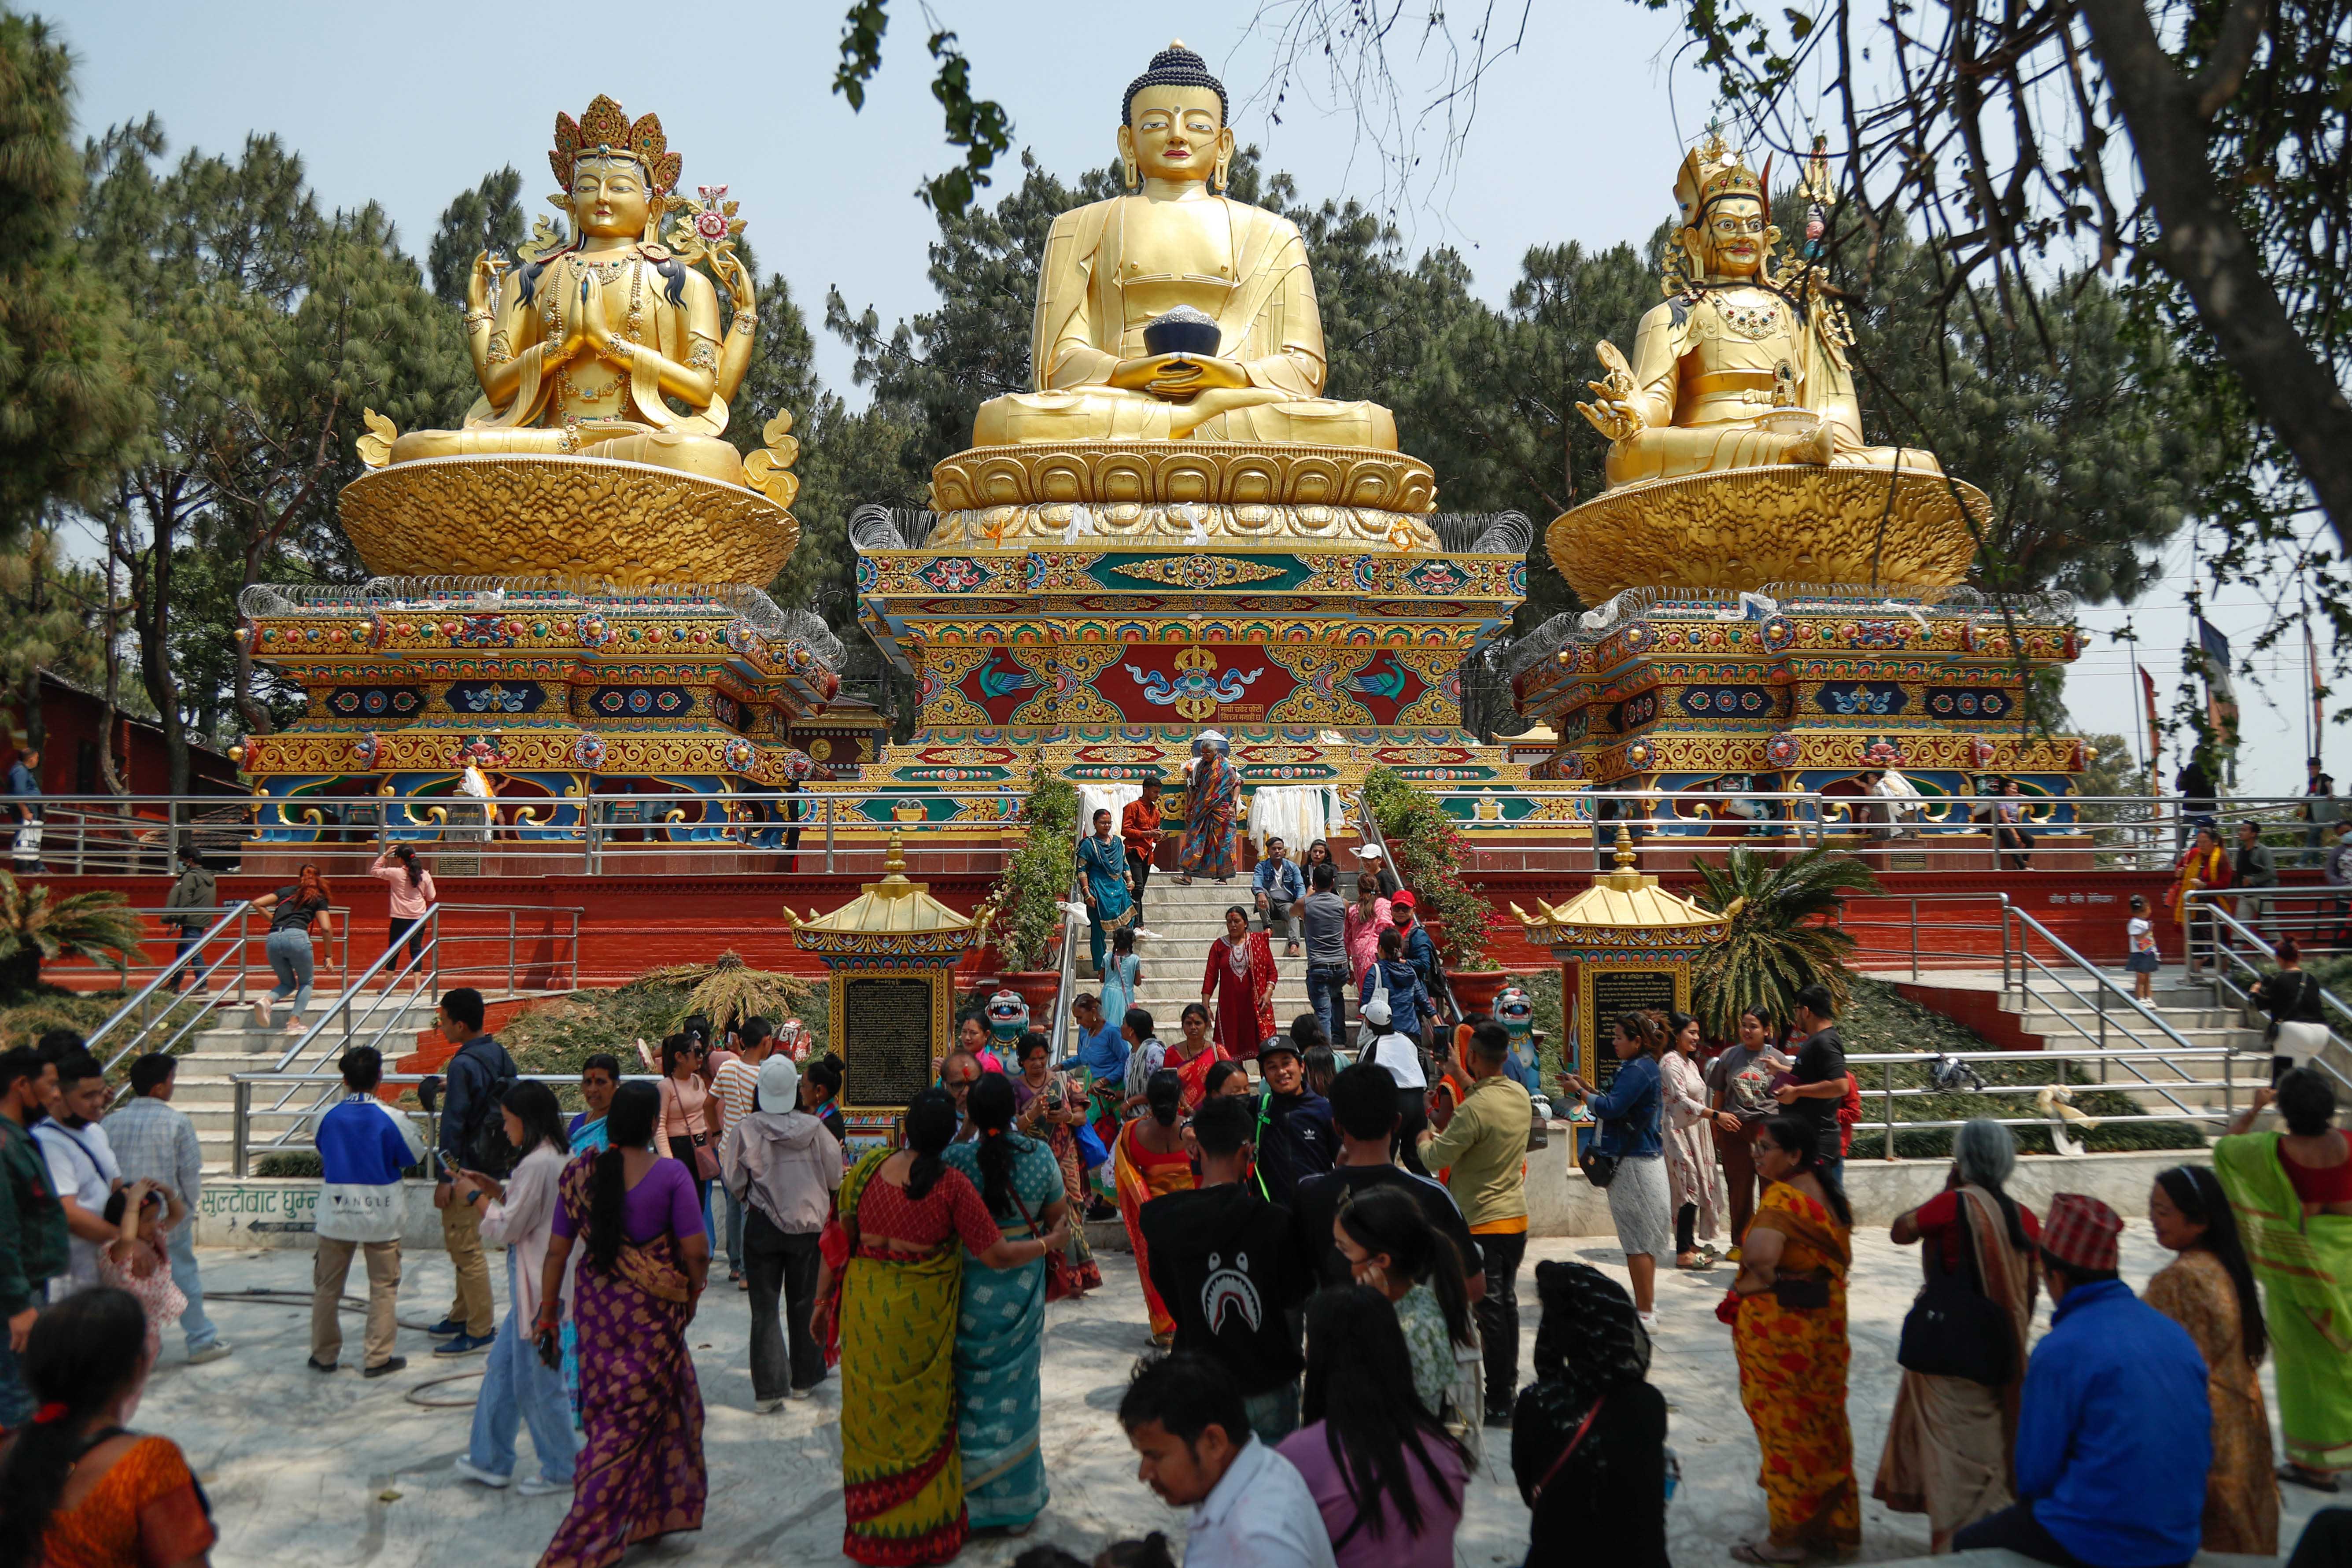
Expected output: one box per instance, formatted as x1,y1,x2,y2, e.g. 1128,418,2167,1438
753,1397,784,1413
185,1342,233,1366
786,1385,814,1401
516,1476,569,1498
451,1457,510,1489
1637,1310,1659,1329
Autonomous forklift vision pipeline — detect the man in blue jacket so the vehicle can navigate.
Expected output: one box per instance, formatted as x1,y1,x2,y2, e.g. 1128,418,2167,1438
425,988,515,1357
1954,1193,2210,1568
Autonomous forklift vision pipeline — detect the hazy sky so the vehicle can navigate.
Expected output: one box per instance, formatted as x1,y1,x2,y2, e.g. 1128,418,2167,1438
45,0,2331,799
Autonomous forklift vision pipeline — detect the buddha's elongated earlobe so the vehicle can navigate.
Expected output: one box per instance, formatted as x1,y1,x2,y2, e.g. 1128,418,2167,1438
1122,153,1140,192
1211,148,1231,194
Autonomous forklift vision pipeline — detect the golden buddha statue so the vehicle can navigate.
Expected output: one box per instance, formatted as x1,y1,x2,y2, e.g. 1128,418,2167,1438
1545,134,1980,602
342,96,801,584
1576,133,1935,486
971,43,1393,450
384,96,753,481
927,44,1435,545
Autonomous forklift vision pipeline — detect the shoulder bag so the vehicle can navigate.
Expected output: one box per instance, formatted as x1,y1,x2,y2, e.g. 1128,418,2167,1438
1008,1182,1099,1301
1894,1195,2015,1385
660,1077,721,1183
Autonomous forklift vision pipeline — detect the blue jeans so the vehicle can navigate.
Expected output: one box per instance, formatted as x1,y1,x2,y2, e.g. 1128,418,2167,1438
264,929,315,1013
723,1185,746,1273
166,1221,218,1353
171,929,219,990
466,1251,577,1484
1304,962,1350,1051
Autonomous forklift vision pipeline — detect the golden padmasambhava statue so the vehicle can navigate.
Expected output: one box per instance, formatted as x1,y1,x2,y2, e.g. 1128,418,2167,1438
930,43,1435,544
344,96,800,584
1547,133,1982,601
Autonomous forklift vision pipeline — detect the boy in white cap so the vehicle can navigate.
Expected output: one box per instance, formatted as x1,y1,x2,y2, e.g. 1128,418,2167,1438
1356,843,1401,898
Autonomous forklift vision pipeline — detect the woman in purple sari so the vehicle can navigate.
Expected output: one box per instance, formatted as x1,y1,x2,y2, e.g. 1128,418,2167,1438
1177,730,1240,884
536,1080,711,1568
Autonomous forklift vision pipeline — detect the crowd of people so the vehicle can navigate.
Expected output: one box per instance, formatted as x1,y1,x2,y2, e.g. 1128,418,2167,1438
3,872,2352,1568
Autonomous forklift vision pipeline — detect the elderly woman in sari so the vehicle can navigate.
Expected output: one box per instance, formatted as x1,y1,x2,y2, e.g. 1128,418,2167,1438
1873,1119,2040,1551
1078,806,1133,978
1201,904,1278,1063
1726,1115,1858,1564
942,1074,1072,1534
827,1087,1064,1564
1176,730,1240,884
535,1081,709,1568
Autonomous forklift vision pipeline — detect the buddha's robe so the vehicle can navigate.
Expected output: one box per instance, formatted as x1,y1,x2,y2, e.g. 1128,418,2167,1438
388,246,746,485
1604,282,1938,488
972,194,1395,449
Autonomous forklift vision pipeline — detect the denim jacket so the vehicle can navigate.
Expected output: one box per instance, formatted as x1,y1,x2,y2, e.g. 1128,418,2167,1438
1584,1052,1663,1159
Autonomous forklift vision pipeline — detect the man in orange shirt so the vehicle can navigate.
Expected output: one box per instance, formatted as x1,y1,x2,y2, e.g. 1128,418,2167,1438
1121,777,1165,919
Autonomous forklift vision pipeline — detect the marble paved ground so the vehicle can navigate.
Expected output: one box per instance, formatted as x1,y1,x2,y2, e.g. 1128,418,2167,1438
144,1222,2326,1565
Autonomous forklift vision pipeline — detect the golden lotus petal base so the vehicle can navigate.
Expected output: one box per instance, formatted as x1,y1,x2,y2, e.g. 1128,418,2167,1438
339,454,801,587
1546,464,1986,602
927,440,1437,545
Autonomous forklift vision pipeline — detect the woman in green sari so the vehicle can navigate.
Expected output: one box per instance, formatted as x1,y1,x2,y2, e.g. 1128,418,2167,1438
2214,1067,2352,1490
942,1073,1071,1533
825,1088,1064,1564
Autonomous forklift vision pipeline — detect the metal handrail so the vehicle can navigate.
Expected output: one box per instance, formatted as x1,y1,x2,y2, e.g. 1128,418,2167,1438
227,1070,664,1177
1047,873,1084,1066
87,901,255,1074
1823,1043,2250,1155
2183,894,2352,1097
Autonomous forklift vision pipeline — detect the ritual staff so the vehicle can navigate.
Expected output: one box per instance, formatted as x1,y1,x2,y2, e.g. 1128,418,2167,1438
1177,731,1241,885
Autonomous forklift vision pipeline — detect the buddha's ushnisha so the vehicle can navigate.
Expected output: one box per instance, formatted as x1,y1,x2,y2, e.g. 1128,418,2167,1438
1576,133,1940,488
385,95,757,483
970,42,1396,449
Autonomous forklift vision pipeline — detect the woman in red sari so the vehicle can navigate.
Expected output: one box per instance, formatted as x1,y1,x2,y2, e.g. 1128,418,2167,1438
1200,905,1278,1063
1113,1069,1196,1346
1165,1002,1230,1114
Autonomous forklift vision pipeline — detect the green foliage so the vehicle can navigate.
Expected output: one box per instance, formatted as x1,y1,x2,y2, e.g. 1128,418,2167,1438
0,986,205,1054
254,1150,322,1178
830,2,1011,217
0,531,122,749
0,15,144,545
1839,980,2206,1156
1360,767,1499,968
426,166,524,308
628,951,815,1034
0,873,146,1000
1688,846,1882,1040
988,761,1080,974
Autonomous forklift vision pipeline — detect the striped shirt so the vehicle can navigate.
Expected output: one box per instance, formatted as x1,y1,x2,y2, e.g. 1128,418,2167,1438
712,1057,763,1132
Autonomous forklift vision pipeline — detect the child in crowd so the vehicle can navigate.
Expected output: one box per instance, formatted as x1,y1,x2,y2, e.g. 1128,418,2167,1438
100,1178,187,1362
2126,893,2160,1001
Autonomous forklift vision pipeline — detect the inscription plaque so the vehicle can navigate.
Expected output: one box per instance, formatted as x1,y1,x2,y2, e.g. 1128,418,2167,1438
840,974,939,1110
1584,967,1683,1090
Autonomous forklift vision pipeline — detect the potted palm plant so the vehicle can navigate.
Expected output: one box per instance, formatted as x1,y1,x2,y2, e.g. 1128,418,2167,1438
1688,845,1882,1039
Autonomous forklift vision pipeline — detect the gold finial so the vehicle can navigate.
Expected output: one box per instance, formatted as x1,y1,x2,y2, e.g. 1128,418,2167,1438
1614,825,1636,868
1170,37,1187,48
882,832,908,879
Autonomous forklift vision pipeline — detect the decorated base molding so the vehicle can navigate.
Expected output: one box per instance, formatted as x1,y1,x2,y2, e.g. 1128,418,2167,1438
340,454,801,585
926,440,1438,546
1546,464,1986,603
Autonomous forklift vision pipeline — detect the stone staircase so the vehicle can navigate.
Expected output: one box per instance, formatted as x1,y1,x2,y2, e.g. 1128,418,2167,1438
162,990,451,1173
1092,875,1322,1044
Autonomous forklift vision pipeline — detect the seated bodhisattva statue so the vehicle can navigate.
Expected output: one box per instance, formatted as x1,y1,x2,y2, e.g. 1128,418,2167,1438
1575,133,1938,488
378,96,772,491
970,42,1395,450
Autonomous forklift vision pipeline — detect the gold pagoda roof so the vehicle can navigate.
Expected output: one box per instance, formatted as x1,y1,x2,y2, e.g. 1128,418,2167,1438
1514,829,1736,950
781,834,996,960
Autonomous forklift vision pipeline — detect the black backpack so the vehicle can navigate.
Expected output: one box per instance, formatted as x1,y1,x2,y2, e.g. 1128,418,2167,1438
456,1044,519,1177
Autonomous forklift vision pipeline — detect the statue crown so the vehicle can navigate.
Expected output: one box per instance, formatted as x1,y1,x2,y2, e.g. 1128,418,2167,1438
1674,132,1767,227
551,95,683,198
